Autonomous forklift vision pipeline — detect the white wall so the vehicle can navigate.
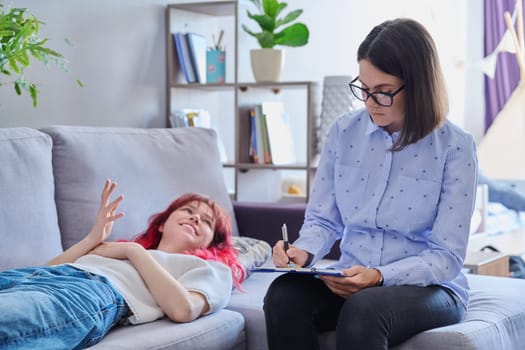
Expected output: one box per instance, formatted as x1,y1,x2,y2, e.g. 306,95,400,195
0,0,174,128
0,0,483,138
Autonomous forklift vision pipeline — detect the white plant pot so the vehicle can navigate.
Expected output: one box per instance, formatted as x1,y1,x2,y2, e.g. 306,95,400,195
250,49,285,82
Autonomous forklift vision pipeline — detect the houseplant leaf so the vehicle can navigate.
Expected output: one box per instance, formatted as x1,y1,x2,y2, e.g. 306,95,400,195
0,3,77,107
242,0,309,49
274,23,309,47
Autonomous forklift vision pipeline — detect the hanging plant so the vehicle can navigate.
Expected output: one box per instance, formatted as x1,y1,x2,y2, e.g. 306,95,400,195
0,4,81,107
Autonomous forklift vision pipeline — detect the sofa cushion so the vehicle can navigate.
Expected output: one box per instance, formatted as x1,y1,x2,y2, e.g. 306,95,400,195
88,309,245,350
41,126,238,249
0,128,63,270
232,236,272,278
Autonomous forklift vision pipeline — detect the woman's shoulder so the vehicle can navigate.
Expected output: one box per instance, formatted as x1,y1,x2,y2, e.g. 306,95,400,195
435,119,475,146
333,108,369,131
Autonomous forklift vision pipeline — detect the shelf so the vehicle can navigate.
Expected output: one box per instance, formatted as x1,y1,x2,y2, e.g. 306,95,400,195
170,83,237,90
170,82,314,90
166,2,318,202
238,81,317,89
237,163,309,171
167,1,236,17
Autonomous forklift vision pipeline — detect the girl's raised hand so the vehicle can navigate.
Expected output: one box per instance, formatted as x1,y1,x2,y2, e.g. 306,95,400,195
87,179,125,245
46,179,125,265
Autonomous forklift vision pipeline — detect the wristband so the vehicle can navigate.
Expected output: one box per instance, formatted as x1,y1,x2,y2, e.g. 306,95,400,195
372,268,384,286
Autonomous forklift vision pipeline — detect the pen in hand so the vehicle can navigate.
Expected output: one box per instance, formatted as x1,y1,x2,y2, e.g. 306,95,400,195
282,223,294,267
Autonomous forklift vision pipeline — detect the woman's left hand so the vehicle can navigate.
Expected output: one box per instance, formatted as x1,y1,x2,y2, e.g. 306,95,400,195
89,241,144,260
320,265,382,298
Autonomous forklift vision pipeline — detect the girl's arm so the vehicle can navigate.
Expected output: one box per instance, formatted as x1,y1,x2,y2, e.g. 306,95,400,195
90,242,208,323
47,179,124,265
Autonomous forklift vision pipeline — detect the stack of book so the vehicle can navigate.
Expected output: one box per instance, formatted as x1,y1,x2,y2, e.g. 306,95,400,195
172,32,207,83
247,102,296,165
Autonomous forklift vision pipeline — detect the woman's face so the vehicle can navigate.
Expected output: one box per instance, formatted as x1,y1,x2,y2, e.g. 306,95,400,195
157,201,216,253
357,59,406,133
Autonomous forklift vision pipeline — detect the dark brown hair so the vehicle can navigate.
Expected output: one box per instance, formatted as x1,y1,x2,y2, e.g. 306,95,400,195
357,18,448,151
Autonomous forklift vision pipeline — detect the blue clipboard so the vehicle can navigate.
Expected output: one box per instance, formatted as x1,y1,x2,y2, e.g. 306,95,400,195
252,266,345,277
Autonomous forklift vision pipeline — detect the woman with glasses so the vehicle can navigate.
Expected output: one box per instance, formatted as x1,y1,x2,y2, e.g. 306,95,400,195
264,18,477,349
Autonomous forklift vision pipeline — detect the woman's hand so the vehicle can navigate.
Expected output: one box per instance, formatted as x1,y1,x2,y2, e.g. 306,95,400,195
320,265,382,298
85,179,125,246
90,241,144,260
272,240,309,267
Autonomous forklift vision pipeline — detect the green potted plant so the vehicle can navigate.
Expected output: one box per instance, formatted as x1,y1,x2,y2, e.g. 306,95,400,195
0,3,79,107
242,0,309,82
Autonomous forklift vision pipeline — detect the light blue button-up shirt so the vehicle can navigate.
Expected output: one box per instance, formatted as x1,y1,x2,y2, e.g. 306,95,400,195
295,108,478,307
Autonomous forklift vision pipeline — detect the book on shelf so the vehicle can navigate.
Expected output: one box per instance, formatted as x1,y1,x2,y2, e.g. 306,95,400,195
173,32,196,83
261,101,295,165
246,102,295,165
185,33,207,83
237,105,256,164
170,109,227,162
258,105,273,164
248,107,259,164
252,105,269,164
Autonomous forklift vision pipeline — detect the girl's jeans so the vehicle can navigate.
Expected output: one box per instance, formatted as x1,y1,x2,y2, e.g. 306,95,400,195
0,265,129,349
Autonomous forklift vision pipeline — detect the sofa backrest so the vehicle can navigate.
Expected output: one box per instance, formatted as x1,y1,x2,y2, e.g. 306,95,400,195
0,128,63,270
41,126,238,249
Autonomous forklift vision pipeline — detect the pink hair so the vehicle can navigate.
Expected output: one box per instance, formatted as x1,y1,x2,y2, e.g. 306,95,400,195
131,193,245,289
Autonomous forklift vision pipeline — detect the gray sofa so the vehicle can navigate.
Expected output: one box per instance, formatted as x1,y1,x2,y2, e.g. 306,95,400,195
1,126,525,350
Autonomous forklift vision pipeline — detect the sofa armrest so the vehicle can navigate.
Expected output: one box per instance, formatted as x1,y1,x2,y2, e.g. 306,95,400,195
233,201,340,260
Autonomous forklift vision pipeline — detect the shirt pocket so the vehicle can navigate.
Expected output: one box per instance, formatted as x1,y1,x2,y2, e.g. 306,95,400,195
334,164,369,215
394,175,441,231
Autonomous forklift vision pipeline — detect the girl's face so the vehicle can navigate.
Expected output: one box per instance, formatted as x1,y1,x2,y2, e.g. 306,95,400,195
157,201,216,253
357,59,406,133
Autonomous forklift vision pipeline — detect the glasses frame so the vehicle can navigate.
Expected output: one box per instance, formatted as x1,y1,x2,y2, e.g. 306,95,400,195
348,76,405,107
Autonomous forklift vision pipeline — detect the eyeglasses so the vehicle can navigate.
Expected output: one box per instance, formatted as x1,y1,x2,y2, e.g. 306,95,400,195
348,76,405,107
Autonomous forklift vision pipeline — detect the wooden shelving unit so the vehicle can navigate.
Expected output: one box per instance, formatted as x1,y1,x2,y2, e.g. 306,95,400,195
166,1,319,202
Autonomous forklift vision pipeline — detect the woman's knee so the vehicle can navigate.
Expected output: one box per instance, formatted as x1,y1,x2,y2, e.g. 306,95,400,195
264,274,300,311
336,288,388,340
336,291,391,350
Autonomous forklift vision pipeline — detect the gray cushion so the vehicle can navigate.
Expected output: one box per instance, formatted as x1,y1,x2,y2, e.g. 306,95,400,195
41,126,238,249
88,309,245,350
228,271,277,350
0,128,63,271
232,236,272,278
387,274,525,350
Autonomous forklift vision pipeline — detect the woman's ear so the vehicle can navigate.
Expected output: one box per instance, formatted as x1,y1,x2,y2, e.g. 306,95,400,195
159,224,164,233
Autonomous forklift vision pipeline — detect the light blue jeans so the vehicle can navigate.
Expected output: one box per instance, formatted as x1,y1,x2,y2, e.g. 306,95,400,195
0,265,129,349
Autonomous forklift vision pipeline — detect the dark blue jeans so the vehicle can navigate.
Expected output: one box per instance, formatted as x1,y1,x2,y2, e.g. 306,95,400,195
0,265,129,350
263,273,465,350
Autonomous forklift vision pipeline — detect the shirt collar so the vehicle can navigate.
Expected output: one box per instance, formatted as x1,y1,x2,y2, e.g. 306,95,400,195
365,114,380,135
364,113,401,141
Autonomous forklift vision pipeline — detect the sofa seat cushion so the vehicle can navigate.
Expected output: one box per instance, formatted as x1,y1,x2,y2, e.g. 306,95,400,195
228,271,277,350
0,128,62,270
88,309,245,350
385,274,525,350
228,267,525,350
41,126,238,248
